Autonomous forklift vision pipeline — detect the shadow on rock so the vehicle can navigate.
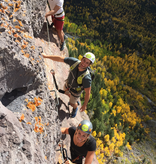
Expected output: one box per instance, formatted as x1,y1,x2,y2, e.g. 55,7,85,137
36,22,58,46
1,87,27,107
56,98,71,121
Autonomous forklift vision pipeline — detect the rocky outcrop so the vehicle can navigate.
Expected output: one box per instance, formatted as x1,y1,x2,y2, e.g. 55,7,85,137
0,0,61,163
0,0,99,163
0,101,60,164
0,0,47,99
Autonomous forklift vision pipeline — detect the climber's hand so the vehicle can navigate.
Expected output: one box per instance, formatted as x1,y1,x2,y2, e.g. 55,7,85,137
41,53,47,58
45,13,48,18
65,160,73,164
80,104,86,112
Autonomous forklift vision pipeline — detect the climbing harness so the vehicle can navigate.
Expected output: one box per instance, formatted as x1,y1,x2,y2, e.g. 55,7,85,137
50,69,81,98
69,61,93,92
53,16,65,22
55,11,64,16
56,140,70,164
50,61,93,95
47,0,65,22
56,140,82,164
70,61,91,85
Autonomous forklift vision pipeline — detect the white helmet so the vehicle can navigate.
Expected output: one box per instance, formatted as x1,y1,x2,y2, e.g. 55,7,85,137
83,52,95,64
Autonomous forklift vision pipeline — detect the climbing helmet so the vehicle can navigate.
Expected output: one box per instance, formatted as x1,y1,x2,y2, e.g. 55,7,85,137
83,52,95,64
77,120,93,134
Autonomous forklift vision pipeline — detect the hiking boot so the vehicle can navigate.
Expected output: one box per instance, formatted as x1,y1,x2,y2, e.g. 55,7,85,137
60,41,65,51
64,34,68,40
71,107,78,118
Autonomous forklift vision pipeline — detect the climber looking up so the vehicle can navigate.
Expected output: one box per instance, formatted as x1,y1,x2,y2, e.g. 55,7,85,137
41,52,95,118
61,120,96,164
46,0,65,51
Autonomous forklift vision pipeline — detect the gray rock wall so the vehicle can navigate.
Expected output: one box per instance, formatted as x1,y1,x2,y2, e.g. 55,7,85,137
0,0,61,163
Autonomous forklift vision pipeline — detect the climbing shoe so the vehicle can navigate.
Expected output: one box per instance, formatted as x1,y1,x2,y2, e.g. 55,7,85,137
60,41,65,51
64,34,68,40
71,107,78,118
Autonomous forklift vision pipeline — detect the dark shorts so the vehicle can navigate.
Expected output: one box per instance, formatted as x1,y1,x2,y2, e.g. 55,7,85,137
63,82,82,104
52,15,65,30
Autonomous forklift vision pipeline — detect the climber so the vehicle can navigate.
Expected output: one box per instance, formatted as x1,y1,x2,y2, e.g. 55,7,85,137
46,0,66,51
61,120,96,164
41,52,95,118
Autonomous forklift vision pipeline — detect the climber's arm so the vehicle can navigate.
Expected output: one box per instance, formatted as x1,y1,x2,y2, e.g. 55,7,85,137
61,127,69,134
42,53,65,62
84,151,95,164
45,5,61,18
80,87,91,112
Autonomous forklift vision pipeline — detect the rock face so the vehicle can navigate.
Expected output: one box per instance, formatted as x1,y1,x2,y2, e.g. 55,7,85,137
0,101,60,164
0,0,61,163
0,0,46,99
0,0,99,164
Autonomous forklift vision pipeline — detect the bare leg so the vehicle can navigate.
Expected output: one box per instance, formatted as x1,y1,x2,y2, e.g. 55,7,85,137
64,92,78,109
64,92,71,98
56,29,64,43
69,102,78,109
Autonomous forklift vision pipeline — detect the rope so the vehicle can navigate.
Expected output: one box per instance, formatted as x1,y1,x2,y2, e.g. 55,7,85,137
46,20,50,47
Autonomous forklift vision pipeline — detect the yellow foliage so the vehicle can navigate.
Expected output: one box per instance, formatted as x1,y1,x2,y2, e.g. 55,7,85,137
104,134,109,142
92,131,96,137
97,132,101,137
109,102,113,108
78,55,83,60
126,142,132,150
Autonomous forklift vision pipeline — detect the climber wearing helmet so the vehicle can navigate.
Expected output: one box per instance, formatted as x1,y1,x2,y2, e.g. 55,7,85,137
61,120,96,164
45,0,66,51
42,52,95,118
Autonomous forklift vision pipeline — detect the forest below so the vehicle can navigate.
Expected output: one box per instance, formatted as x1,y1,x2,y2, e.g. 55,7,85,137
64,0,156,57
63,0,156,163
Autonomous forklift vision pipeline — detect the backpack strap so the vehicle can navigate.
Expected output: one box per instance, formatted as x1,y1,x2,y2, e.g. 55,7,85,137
77,69,90,85
70,61,80,71
70,60,90,83
69,60,91,92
